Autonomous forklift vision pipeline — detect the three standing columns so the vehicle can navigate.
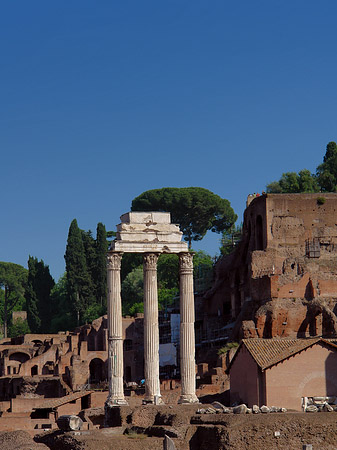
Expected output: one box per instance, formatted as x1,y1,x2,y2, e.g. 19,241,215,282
106,250,198,406
178,252,199,403
106,252,128,406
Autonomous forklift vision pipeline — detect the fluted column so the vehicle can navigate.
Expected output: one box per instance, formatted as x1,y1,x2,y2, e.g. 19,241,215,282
143,253,163,404
178,252,199,403
105,252,127,407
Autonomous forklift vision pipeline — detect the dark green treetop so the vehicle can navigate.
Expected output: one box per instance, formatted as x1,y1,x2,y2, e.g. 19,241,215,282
266,142,337,193
25,256,54,333
95,222,108,307
267,170,319,193
64,219,95,326
316,142,337,192
131,187,237,248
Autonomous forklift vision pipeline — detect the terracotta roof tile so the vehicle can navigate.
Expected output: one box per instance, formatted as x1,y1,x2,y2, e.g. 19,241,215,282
242,337,331,370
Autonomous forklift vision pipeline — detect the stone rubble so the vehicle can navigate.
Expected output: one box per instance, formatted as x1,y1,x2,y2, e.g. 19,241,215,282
196,403,287,415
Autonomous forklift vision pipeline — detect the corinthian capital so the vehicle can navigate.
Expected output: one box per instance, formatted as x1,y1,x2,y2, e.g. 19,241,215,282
179,252,194,270
143,253,159,270
107,252,123,270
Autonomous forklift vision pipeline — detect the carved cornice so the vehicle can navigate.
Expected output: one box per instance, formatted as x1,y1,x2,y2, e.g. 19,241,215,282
179,252,194,271
107,253,123,270
143,253,159,270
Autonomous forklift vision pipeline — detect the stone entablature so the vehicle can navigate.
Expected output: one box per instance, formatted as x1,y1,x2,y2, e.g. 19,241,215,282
111,212,188,253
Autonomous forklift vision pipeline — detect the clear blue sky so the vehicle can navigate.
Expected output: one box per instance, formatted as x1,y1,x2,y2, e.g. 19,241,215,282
2,1,337,281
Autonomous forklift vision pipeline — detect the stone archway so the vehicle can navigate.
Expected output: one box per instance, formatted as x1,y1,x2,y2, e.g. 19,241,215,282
89,358,105,384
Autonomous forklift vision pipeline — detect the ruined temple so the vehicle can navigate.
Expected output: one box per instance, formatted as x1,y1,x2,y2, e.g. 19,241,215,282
205,193,337,340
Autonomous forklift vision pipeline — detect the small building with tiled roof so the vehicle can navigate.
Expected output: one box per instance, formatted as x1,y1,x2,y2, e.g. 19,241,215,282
228,338,337,411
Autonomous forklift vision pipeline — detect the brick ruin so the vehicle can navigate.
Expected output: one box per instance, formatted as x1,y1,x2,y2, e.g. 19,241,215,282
205,193,337,340
0,315,144,406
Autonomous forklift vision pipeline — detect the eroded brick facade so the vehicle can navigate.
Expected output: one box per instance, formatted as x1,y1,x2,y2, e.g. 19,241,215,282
206,193,337,339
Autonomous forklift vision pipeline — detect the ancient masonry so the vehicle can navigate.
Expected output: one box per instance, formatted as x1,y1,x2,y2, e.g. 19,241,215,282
106,212,199,407
206,193,337,340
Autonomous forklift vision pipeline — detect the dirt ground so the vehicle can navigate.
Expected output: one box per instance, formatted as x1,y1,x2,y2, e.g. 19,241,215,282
33,409,337,450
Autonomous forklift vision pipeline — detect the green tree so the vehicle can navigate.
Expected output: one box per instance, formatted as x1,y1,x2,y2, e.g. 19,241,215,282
50,273,75,332
131,187,237,248
121,266,144,315
0,262,28,338
8,317,30,338
25,256,55,333
157,254,179,290
95,223,108,307
316,142,337,192
267,170,319,193
64,219,95,326
220,224,243,256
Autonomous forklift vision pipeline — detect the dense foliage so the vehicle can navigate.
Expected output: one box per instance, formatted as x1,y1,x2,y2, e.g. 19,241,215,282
25,256,54,333
267,142,337,193
131,187,237,248
64,220,108,328
121,251,214,316
0,262,28,337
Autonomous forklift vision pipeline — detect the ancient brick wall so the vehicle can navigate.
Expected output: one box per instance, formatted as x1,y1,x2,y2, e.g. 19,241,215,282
206,193,337,340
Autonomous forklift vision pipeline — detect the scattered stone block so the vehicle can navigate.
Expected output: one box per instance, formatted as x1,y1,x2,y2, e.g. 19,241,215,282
260,405,270,414
323,403,333,412
57,415,83,431
233,404,247,414
305,405,318,413
211,401,226,411
252,405,260,414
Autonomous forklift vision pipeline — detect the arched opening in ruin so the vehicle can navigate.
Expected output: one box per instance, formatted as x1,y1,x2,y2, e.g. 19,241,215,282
305,279,314,300
31,365,38,376
89,358,105,384
256,215,264,250
9,352,30,364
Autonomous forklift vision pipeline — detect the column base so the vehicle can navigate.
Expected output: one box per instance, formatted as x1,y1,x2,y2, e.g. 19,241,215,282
105,396,129,407
178,394,199,404
143,395,165,405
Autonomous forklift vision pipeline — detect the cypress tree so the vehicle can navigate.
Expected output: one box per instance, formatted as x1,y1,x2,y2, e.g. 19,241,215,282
64,219,94,326
95,222,108,307
26,257,41,333
26,256,55,333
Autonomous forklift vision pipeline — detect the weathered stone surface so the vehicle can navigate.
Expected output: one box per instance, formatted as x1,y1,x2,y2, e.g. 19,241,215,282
252,405,260,414
111,212,188,253
206,194,337,341
211,401,226,411
233,404,247,414
56,415,83,431
306,405,318,413
323,402,333,412
163,434,176,450
260,405,270,414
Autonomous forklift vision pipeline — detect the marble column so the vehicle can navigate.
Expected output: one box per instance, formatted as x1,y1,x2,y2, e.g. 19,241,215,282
143,253,163,404
178,252,199,403
105,252,128,407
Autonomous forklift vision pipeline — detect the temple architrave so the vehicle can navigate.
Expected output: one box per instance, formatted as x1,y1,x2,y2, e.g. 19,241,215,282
105,212,199,407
